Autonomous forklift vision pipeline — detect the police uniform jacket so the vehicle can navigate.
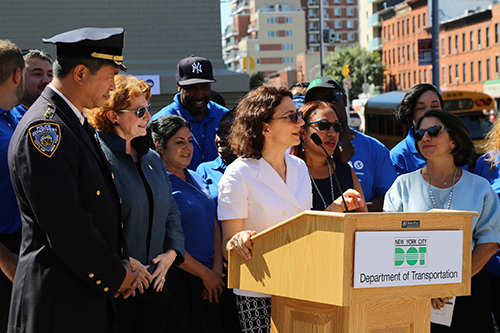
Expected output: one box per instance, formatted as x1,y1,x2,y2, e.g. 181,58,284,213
7,87,127,333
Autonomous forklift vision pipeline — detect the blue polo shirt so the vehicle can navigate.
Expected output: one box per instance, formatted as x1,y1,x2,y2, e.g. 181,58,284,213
152,94,228,170
168,169,215,269
0,108,21,234
10,104,27,122
196,156,227,202
341,130,397,202
390,128,425,176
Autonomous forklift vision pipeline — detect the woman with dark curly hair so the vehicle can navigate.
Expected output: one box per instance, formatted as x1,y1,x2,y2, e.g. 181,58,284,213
218,85,312,333
86,75,186,333
384,110,500,332
390,83,443,175
290,101,365,212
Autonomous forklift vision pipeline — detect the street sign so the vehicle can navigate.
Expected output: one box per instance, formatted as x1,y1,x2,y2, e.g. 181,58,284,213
418,38,432,66
343,79,352,90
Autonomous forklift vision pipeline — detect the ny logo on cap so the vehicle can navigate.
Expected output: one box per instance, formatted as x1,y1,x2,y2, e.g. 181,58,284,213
192,62,203,74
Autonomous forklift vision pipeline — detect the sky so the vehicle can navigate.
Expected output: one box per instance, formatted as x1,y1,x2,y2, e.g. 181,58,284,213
220,2,231,32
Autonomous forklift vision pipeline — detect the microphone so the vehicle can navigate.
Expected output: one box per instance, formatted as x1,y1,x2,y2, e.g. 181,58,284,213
310,133,349,212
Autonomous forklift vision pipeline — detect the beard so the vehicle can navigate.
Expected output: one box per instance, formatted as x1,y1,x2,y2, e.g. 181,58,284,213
15,77,24,106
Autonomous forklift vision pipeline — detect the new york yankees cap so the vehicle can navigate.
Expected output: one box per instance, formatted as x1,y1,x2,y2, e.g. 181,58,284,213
176,55,216,86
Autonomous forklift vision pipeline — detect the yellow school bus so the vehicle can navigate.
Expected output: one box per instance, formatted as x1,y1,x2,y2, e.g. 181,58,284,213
364,90,496,152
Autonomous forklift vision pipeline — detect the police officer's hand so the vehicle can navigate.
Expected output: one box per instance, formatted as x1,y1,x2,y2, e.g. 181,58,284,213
129,257,152,295
115,260,138,299
0,243,18,282
340,135,355,162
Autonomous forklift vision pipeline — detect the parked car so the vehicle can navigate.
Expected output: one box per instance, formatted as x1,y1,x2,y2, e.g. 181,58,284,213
348,111,362,129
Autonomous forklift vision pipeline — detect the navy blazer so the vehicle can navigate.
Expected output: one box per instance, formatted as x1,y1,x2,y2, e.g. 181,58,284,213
8,87,126,333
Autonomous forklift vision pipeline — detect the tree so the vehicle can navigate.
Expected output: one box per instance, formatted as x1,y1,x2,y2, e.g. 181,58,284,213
250,72,265,90
324,45,385,100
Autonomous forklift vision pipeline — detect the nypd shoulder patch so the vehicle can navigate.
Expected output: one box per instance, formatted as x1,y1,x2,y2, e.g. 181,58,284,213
29,123,61,158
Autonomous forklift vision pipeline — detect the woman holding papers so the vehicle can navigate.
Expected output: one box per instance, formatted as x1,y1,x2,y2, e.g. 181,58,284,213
383,109,500,332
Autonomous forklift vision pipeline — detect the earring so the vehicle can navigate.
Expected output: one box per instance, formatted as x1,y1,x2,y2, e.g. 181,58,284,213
451,144,455,149
301,139,305,152
114,121,119,127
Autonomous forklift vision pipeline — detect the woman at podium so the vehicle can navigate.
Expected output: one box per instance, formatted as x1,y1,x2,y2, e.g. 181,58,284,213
384,110,500,332
218,85,312,332
290,101,366,212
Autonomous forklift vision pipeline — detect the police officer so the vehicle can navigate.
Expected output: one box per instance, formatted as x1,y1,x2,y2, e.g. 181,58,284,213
8,28,137,333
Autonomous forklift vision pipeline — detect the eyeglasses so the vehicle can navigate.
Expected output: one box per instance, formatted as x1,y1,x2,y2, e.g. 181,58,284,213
306,120,343,133
118,104,151,118
320,91,344,105
271,110,303,124
414,125,451,141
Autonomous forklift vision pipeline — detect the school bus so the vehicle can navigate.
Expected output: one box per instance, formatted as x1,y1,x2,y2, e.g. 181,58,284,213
364,90,496,153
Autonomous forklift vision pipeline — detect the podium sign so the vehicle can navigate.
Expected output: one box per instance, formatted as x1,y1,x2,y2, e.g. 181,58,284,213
354,230,463,288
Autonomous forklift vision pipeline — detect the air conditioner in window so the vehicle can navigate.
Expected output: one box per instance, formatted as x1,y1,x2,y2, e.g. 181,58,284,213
454,49,458,54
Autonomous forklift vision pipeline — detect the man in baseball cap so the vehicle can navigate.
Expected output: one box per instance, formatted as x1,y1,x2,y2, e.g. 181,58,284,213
305,76,397,212
152,55,228,170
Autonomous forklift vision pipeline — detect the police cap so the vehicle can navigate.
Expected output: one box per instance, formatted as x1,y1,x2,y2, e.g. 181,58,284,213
43,27,126,71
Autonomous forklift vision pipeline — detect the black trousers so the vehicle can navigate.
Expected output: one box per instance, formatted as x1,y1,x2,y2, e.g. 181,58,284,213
431,266,494,333
0,230,21,333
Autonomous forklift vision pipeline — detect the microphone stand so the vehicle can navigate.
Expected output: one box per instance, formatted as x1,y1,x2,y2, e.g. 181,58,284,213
310,133,349,212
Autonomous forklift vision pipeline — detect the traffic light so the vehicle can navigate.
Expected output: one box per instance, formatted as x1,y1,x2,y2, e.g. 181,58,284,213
343,64,350,77
323,28,336,43
249,57,256,70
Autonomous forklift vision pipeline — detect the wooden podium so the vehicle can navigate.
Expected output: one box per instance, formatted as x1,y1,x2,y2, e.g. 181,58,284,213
227,210,476,333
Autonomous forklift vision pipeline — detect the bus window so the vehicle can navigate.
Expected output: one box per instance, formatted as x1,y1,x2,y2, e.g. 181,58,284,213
387,115,394,136
459,114,493,141
443,98,474,112
378,115,386,135
367,114,377,134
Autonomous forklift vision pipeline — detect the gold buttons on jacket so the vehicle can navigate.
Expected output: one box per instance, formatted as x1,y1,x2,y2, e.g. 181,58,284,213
148,165,152,170
89,273,94,278
96,190,101,196
96,280,102,285
111,172,115,179
104,287,109,292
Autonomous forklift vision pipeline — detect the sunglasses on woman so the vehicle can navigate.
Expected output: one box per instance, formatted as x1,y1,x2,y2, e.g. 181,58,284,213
414,125,451,141
305,120,343,133
271,110,304,124
118,104,151,118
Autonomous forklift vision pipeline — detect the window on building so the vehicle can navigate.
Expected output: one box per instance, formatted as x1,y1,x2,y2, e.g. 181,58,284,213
267,17,278,24
470,31,474,51
414,71,417,84
478,29,482,49
384,51,387,64
497,56,499,76
487,58,490,80
442,67,445,86
407,18,410,35
407,45,410,61
334,8,341,16
347,0,353,3
285,17,292,23
397,22,400,38
455,64,459,83
418,15,420,29
413,43,416,60
388,25,391,37
256,58,260,64
424,69,427,82
448,36,451,55
398,47,401,63
383,26,386,40
268,30,278,37
255,44,260,51
487,27,490,48
347,21,354,29
348,33,355,41
283,57,294,64
449,65,452,85
403,73,406,89
388,50,391,65
308,9,316,18
334,0,341,3
463,63,466,83
462,33,466,52
336,33,342,41
402,47,405,61
478,60,482,82
347,8,354,16
408,71,411,86
282,43,293,50
419,70,422,83
423,13,426,26
442,38,445,56
286,30,293,37
402,21,405,37
413,17,415,33
455,35,458,53
335,21,342,29
398,74,401,88
471,61,474,82
496,24,499,44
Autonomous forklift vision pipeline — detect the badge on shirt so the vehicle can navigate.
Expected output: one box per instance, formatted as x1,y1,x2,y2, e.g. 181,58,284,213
29,123,61,158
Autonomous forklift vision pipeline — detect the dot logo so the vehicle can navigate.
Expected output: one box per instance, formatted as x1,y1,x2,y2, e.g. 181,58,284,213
394,237,427,268
353,160,364,170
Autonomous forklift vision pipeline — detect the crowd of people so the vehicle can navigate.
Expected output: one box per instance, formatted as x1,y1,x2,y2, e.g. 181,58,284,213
1,27,500,333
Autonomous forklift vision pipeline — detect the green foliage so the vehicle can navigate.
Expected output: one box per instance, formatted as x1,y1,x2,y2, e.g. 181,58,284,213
250,72,266,90
324,45,385,100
